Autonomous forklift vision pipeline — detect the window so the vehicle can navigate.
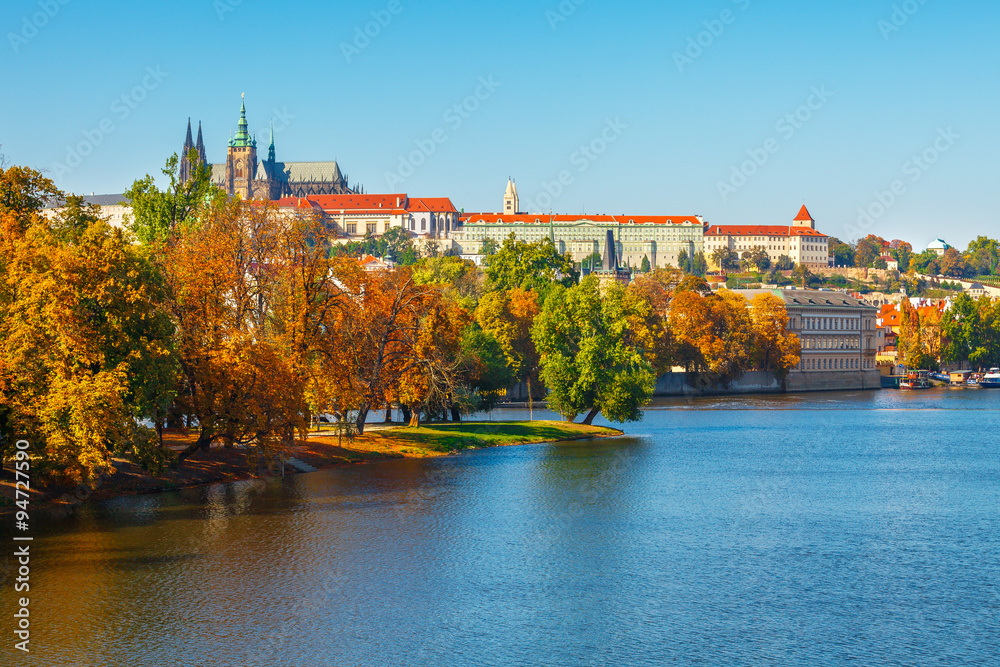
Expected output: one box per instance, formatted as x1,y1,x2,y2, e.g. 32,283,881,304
347,224,357,235
367,223,377,235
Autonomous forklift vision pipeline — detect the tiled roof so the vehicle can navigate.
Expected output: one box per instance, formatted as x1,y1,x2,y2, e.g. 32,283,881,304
306,194,408,210
705,225,828,238
794,205,814,221
461,213,702,225
410,197,458,213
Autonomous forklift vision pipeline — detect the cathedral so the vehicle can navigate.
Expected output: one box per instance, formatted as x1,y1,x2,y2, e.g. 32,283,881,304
180,96,359,200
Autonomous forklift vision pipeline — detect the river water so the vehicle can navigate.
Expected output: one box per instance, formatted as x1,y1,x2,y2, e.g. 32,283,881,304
8,390,1000,666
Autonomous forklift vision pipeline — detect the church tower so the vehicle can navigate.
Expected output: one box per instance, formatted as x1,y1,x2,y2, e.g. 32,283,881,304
504,177,519,214
195,121,207,166
225,95,258,199
179,118,195,184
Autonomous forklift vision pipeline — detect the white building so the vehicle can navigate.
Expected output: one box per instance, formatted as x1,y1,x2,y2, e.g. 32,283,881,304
275,193,459,244
704,205,830,270
42,194,131,230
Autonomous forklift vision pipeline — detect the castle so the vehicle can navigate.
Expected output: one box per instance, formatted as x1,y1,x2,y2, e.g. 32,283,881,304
180,95,359,200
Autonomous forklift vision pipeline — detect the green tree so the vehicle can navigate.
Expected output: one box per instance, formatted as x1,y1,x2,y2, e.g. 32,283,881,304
480,237,499,260
486,233,578,294
640,255,651,273
748,246,771,272
828,237,855,267
677,248,689,272
457,327,514,413
532,277,655,425
691,252,708,277
775,254,795,271
891,240,914,272
124,151,217,246
711,246,739,271
909,249,940,275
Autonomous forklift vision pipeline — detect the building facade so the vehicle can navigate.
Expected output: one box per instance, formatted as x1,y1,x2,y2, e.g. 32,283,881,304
276,193,459,244
705,206,831,270
728,288,880,392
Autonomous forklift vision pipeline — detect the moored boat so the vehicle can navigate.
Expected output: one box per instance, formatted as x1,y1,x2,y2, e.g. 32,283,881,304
900,370,931,390
981,368,1000,388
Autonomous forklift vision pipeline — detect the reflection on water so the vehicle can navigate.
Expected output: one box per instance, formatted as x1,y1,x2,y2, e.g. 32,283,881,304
12,390,1000,666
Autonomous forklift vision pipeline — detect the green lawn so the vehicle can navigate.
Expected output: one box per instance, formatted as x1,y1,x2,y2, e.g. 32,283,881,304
378,421,622,453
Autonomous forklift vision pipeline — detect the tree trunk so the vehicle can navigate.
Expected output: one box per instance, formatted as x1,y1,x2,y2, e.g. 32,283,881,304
400,405,412,424
450,405,462,422
527,378,534,422
176,430,213,463
356,406,369,435
581,407,601,426
409,411,421,428
383,406,393,423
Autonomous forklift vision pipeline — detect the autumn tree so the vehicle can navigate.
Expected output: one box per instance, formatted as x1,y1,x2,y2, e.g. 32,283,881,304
162,198,316,462
1,167,176,482
854,235,887,268
532,278,656,425
337,267,443,433
748,294,801,380
669,289,754,387
939,247,970,278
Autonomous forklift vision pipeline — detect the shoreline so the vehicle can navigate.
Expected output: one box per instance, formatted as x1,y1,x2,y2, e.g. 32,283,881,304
2,421,623,514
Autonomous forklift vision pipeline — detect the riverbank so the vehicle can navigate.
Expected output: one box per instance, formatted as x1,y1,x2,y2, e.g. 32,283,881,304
0,421,621,510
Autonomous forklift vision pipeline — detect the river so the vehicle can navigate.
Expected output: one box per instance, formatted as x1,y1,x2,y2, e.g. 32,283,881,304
8,389,1000,666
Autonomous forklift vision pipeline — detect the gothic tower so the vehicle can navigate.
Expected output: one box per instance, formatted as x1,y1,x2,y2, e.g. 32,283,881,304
195,121,207,166
225,95,258,199
179,118,195,184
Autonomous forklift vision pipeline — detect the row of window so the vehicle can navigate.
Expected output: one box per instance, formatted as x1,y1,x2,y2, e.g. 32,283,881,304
800,316,872,331
801,358,874,371
804,337,860,351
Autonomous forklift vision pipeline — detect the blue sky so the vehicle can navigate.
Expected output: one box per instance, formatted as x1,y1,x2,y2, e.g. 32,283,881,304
1,0,997,249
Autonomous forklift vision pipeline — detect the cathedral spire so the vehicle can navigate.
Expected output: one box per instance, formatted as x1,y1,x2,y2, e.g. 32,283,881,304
267,121,275,163
232,94,252,147
184,118,194,149
195,121,206,165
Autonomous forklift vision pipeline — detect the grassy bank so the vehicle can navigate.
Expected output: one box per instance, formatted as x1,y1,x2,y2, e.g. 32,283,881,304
1,420,621,509
369,421,622,454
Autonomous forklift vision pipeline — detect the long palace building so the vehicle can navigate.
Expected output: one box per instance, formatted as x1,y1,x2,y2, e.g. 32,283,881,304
451,179,706,268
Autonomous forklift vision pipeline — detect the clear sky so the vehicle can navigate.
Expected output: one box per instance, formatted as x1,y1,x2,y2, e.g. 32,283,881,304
1,0,997,249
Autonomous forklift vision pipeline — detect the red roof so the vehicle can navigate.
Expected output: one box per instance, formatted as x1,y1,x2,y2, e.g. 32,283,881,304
410,197,458,213
705,225,827,238
299,194,409,211
794,205,814,222
460,213,702,226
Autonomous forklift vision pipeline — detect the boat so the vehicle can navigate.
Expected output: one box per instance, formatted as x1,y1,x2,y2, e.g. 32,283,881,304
900,370,931,390
981,368,1000,389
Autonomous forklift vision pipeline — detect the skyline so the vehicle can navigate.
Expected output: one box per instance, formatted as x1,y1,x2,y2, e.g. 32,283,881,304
2,0,998,249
